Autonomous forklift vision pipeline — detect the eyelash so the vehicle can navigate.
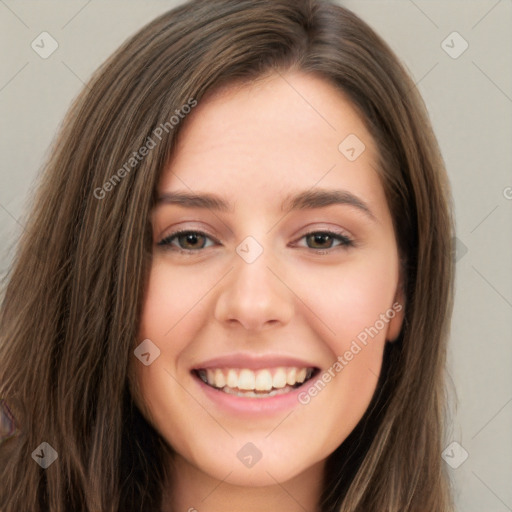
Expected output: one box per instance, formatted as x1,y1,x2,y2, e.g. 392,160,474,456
157,229,354,255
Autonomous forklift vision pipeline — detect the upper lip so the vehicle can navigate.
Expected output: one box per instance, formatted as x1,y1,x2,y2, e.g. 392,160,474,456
191,353,320,371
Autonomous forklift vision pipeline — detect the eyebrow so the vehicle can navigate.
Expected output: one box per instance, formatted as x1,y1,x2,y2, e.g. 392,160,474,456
156,188,376,221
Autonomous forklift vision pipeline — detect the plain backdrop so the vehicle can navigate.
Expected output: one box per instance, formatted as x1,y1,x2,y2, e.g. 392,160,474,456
0,1,511,510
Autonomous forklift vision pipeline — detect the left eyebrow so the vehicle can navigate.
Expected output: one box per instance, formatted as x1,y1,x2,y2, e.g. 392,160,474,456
155,188,376,222
280,189,376,221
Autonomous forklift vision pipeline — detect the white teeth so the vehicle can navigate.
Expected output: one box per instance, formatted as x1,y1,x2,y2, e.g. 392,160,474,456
286,367,297,386
198,366,315,393
214,369,225,388
238,369,255,390
272,368,287,389
255,369,273,391
226,369,238,388
296,368,307,383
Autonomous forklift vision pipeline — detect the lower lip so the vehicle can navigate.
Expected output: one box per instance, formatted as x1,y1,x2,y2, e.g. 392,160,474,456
192,372,314,415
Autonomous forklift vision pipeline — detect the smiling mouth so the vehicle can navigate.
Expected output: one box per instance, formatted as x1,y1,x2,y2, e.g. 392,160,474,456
193,366,319,398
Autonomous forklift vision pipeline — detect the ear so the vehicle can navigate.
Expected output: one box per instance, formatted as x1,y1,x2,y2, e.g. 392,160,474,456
386,271,406,342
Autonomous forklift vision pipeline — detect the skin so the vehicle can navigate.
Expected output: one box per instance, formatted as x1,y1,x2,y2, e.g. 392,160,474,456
132,71,405,512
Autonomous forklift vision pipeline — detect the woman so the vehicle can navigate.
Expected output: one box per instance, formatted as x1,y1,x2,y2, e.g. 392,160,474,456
0,0,455,510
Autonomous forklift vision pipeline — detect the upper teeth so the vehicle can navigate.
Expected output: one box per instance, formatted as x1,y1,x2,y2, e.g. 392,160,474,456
197,367,314,391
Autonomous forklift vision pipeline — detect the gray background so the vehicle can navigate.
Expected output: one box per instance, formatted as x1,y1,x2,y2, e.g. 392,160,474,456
0,1,511,510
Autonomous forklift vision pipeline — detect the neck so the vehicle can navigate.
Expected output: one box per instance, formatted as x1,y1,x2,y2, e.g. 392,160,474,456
160,454,325,512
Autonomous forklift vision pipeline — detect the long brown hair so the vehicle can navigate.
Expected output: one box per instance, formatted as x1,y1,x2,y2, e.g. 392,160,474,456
0,0,455,510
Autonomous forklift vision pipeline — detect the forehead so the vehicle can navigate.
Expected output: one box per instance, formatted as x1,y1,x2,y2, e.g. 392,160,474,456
159,71,383,212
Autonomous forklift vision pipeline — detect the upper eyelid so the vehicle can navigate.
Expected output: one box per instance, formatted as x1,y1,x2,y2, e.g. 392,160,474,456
157,221,354,240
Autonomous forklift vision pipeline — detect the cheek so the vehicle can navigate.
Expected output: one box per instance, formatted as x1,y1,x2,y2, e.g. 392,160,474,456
138,260,210,352
289,256,398,449
292,252,399,353
134,262,212,454
135,262,203,422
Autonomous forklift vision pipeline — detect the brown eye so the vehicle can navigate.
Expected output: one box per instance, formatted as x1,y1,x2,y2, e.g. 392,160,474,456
306,233,334,249
303,231,354,250
176,232,206,250
157,230,215,252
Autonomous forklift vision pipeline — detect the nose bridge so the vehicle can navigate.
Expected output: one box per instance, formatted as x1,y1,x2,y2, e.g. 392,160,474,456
213,236,294,330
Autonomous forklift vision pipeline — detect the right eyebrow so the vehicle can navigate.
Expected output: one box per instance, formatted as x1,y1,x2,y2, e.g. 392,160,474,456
156,191,233,212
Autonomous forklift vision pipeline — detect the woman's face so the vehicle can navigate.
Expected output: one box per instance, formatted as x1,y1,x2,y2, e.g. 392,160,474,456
133,71,404,486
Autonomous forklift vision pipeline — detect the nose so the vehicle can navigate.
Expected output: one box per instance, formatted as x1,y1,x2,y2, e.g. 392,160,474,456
213,246,295,332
